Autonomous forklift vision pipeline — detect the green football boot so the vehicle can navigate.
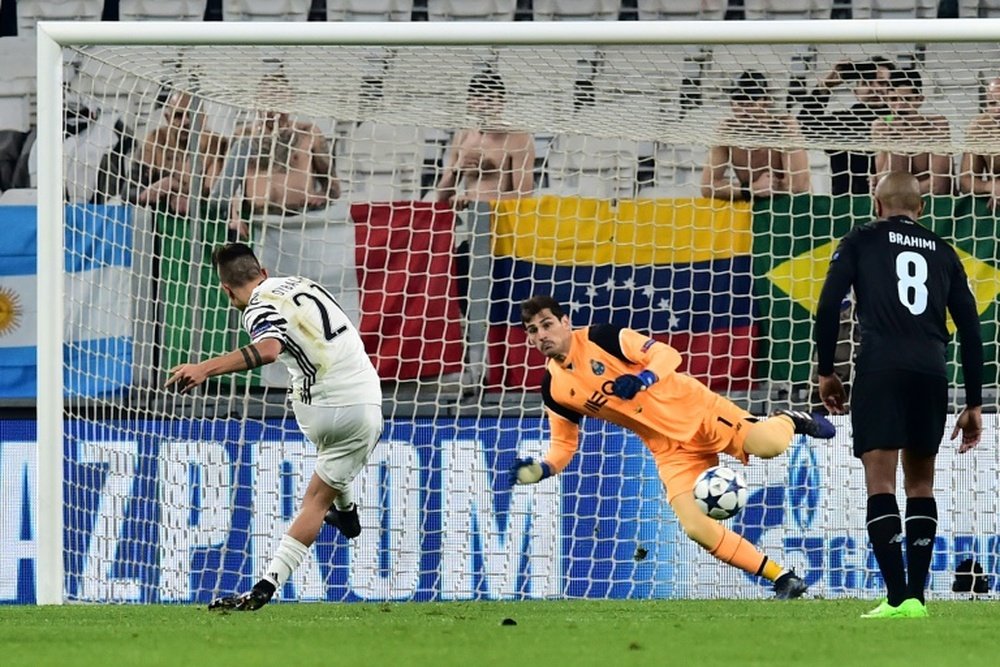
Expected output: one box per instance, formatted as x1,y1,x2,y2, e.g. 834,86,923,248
860,598,929,619
860,598,898,618
896,598,929,618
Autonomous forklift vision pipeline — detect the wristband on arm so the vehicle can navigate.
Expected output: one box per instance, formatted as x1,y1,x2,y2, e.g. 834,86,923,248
636,369,657,389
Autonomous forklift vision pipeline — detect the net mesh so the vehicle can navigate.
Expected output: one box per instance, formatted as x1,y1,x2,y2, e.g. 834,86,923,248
48,38,1000,603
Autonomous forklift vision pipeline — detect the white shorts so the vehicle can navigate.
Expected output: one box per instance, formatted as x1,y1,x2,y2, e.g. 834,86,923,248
292,402,382,493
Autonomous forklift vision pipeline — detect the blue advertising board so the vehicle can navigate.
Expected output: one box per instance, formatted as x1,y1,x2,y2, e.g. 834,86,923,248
2,416,997,603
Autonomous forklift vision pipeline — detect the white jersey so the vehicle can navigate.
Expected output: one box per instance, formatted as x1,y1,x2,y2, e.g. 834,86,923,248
242,276,382,407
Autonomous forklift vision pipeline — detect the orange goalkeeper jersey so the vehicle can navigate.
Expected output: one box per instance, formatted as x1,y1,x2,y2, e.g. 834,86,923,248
540,324,718,473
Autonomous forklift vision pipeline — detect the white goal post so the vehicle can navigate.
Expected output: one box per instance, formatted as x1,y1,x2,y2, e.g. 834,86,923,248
33,19,1000,605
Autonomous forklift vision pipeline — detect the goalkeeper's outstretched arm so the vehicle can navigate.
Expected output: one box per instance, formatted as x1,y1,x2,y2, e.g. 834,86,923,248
165,338,282,393
510,409,580,486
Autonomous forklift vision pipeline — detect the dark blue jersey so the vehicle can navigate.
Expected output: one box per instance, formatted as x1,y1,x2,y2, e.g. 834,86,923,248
815,215,983,406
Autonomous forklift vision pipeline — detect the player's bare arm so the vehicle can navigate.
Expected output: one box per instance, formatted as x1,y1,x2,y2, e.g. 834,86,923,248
958,118,1000,200
785,147,812,194
958,149,994,195
436,130,467,203
308,125,340,200
871,119,891,186
165,338,282,393
701,143,744,201
772,117,811,195
503,132,536,199
928,116,952,195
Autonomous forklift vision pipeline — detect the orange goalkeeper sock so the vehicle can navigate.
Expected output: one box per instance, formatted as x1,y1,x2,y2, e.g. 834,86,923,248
708,528,784,581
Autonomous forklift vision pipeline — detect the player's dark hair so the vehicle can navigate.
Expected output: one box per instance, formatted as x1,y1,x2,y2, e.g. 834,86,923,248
212,243,263,287
520,295,566,325
890,68,923,94
468,70,506,100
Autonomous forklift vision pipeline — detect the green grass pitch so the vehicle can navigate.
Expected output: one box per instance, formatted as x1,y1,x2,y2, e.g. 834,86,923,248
2,599,997,667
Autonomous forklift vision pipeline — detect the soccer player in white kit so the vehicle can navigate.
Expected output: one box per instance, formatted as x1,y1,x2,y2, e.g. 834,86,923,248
165,243,383,611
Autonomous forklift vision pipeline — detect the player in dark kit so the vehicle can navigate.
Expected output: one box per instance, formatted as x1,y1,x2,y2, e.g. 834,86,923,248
815,171,984,619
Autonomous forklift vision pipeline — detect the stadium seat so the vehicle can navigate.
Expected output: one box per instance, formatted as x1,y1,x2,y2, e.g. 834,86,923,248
0,38,35,133
223,0,311,21
0,188,38,205
119,0,208,21
959,0,1000,16
533,0,622,21
64,104,125,204
327,0,414,21
421,126,449,170
636,0,727,20
0,92,30,133
808,149,832,195
647,143,705,194
637,183,701,199
744,0,834,20
542,132,638,200
16,0,104,37
427,0,517,21
852,0,938,19
341,121,425,202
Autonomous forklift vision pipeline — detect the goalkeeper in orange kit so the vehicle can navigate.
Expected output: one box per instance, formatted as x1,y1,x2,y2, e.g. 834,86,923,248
510,295,836,598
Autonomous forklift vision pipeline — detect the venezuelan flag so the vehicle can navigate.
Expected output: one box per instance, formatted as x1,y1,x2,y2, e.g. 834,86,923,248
487,196,755,391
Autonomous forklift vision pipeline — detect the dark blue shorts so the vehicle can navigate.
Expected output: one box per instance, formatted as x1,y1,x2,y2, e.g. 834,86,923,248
849,370,948,458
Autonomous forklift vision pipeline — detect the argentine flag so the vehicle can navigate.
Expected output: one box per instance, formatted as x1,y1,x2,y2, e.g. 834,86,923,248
0,204,132,398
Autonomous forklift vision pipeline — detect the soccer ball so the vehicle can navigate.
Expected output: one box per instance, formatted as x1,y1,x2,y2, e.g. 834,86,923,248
693,466,748,520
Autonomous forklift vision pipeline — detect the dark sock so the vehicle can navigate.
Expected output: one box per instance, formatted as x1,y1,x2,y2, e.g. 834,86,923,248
867,493,907,607
253,579,277,598
905,497,938,604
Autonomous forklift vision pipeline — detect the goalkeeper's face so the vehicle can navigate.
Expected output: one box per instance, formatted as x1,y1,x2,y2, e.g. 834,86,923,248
524,309,572,360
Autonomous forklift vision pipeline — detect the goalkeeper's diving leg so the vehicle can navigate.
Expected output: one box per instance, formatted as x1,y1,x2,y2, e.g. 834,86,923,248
669,491,807,599
663,413,810,599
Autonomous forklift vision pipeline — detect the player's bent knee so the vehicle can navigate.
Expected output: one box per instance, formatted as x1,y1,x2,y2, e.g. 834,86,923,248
743,422,791,459
746,441,786,459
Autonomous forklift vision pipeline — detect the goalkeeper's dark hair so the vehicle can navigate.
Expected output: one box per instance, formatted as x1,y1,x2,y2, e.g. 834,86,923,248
212,243,263,287
520,295,567,326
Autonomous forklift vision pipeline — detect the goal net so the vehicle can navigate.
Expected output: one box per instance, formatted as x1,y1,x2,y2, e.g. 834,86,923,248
25,21,999,604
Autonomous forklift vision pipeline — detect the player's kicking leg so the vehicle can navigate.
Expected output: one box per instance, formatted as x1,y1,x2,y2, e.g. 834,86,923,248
209,404,382,611
210,472,339,612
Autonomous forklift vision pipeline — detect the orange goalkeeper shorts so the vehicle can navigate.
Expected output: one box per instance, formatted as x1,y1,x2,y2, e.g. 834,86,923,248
654,394,755,501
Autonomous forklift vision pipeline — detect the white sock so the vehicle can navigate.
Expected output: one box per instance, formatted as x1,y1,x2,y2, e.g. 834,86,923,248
334,488,354,511
262,535,309,588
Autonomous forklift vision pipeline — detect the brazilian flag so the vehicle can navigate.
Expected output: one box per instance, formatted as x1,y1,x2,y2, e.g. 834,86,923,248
751,194,1000,388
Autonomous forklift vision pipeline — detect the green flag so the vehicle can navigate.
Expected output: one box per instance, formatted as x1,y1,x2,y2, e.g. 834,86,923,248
752,194,1000,390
